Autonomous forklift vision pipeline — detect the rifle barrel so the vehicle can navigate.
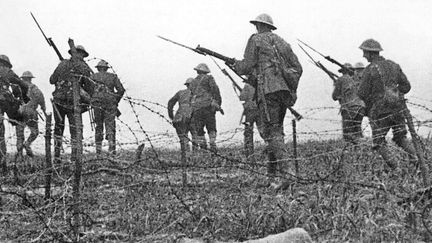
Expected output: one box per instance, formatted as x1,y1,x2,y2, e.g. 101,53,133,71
30,12,51,45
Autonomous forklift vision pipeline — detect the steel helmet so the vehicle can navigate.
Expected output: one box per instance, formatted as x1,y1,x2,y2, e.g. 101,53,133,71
354,62,365,69
250,13,277,30
359,39,383,52
184,78,194,85
193,63,210,73
21,71,35,78
338,63,353,72
0,54,12,68
68,45,89,57
95,60,109,68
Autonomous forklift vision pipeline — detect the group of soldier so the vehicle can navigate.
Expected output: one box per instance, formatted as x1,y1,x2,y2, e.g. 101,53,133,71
0,13,419,178
0,43,125,174
168,13,419,179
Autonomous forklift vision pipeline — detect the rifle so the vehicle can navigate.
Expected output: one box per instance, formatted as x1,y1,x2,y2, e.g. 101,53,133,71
298,39,354,76
297,44,338,82
157,35,303,121
31,12,64,61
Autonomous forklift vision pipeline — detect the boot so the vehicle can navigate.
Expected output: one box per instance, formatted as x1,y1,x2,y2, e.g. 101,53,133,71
267,151,277,178
197,136,207,150
209,132,217,154
397,138,417,165
96,142,102,155
377,146,398,171
24,142,34,158
108,140,116,155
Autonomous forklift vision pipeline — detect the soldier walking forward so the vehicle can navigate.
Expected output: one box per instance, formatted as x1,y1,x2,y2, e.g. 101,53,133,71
189,63,223,153
90,60,125,155
0,55,27,173
332,63,365,144
357,39,417,170
239,83,264,161
168,78,193,157
16,71,47,159
231,14,302,178
49,44,93,166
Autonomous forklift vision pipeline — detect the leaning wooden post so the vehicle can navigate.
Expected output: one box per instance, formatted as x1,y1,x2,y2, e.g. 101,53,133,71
69,38,84,240
44,114,52,200
292,119,299,176
404,103,429,187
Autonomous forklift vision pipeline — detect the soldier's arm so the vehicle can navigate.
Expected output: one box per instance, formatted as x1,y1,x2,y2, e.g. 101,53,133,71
234,35,258,75
50,60,68,84
332,78,342,101
167,92,179,120
397,66,411,94
113,74,126,102
8,71,25,101
208,76,222,106
37,88,47,112
357,68,372,102
281,40,303,76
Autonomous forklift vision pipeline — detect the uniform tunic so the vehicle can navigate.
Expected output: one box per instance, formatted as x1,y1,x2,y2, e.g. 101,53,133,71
358,56,411,146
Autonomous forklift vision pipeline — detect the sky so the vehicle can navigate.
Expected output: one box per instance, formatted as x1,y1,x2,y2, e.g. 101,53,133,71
1,0,432,148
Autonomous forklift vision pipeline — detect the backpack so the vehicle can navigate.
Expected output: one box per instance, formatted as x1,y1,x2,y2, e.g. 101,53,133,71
375,61,404,110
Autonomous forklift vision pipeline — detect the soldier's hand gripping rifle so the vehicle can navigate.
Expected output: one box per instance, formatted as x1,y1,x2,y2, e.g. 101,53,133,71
157,35,302,121
31,12,64,61
298,39,354,76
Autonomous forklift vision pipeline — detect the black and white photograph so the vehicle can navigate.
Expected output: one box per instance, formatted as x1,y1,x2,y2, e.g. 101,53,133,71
1,0,432,242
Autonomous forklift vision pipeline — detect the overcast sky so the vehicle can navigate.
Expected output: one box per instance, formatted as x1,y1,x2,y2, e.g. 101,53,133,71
1,0,432,147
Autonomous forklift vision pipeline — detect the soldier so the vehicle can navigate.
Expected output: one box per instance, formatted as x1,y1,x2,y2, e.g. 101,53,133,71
16,71,47,159
358,38,416,170
168,78,193,156
90,60,125,155
239,83,264,161
49,44,93,165
0,54,26,173
353,62,365,82
332,63,365,143
231,14,302,178
189,63,222,153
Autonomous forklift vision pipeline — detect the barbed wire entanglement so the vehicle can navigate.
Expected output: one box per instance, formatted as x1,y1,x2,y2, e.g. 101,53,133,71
1,62,431,241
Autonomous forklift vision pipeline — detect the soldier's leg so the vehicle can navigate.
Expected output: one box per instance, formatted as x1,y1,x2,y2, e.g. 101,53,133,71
15,123,25,157
206,111,217,153
341,111,351,142
260,94,287,177
105,108,117,154
392,114,417,164
24,119,39,158
371,114,396,170
244,121,254,158
93,107,104,154
191,109,207,150
53,104,67,164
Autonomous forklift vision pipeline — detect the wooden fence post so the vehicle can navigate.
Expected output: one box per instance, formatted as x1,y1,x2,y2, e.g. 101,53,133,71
44,114,52,200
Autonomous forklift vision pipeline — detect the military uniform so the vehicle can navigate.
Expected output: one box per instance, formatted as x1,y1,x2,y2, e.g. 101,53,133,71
189,63,222,152
0,55,25,172
90,60,125,154
358,39,416,168
233,14,302,176
239,83,263,160
49,45,93,163
16,72,46,158
168,78,193,154
332,64,365,143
